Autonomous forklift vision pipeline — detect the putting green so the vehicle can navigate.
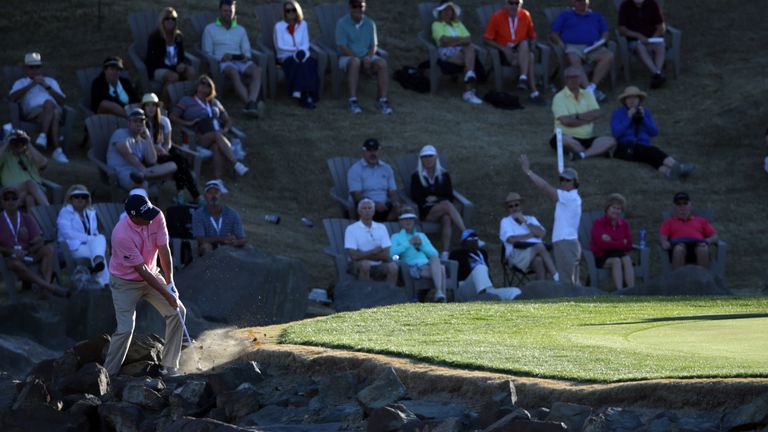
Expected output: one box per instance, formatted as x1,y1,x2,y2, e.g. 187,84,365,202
280,297,768,382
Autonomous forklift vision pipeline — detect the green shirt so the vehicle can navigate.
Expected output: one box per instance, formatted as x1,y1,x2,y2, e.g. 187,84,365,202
0,151,41,187
336,15,377,58
432,20,471,46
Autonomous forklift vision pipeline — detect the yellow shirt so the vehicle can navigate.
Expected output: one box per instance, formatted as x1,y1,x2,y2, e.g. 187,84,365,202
432,21,470,46
551,87,600,139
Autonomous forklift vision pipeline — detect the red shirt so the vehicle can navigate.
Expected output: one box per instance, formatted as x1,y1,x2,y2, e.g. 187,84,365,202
591,215,632,258
659,215,715,241
0,210,41,250
483,8,536,46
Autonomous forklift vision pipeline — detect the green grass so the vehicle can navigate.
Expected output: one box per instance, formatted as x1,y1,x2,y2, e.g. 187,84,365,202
279,297,768,382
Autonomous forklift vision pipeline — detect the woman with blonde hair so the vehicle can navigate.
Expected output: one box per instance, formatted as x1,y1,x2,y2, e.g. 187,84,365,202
273,0,319,109
56,185,109,287
145,6,196,99
590,193,634,290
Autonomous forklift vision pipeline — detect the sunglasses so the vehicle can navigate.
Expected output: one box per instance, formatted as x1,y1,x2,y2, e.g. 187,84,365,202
71,194,89,200
351,3,364,9
559,177,574,182
285,8,297,12
507,203,521,208
675,200,690,206
26,65,42,69
508,1,521,5
164,17,177,21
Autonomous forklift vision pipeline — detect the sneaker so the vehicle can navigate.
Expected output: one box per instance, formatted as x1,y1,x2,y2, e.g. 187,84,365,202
528,91,546,106
593,89,606,102
433,295,447,303
464,70,477,84
348,99,362,114
159,366,181,377
553,273,560,282
52,148,69,163
440,251,449,261
234,162,249,176
674,162,697,178
462,90,483,105
292,91,301,99
302,95,317,110
377,99,393,115
570,151,585,161
650,73,666,89
517,77,529,91
36,133,48,149
91,261,106,274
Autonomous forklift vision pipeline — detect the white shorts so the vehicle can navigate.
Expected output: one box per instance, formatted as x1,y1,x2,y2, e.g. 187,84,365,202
507,247,535,271
219,60,255,75
339,55,383,71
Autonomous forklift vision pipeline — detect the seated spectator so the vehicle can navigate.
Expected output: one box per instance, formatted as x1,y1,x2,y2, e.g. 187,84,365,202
410,145,465,259
8,52,69,163
274,0,320,109
618,0,667,88
141,93,201,205
0,130,50,208
550,66,616,161
56,185,109,287
146,7,197,100
192,179,246,256
432,1,483,105
390,207,447,302
106,108,177,191
202,0,264,115
591,193,634,290
344,198,397,285
549,0,613,101
659,192,718,270
347,138,400,221
170,75,249,178
336,0,393,114
0,186,68,297
499,192,557,280
91,56,140,117
449,229,521,301
482,0,542,102
611,86,695,179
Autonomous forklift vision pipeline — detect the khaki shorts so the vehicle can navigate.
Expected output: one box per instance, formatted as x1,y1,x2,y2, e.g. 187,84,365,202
565,44,609,63
220,59,255,75
507,247,535,271
339,55,383,71
348,259,394,280
24,103,62,120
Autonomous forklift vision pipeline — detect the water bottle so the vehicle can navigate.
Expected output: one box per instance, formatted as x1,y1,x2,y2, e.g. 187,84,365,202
639,228,646,249
264,215,281,224
300,217,314,228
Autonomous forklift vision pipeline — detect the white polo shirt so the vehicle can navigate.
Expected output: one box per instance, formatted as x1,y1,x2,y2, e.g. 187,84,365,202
344,220,391,265
9,76,64,115
499,214,544,259
552,189,581,242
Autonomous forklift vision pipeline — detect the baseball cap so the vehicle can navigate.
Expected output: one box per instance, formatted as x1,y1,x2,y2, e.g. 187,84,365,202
419,145,437,157
128,107,146,120
560,167,579,182
124,194,160,221
362,138,380,151
103,56,124,70
24,52,42,66
673,192,690,203
460,229,479,242
204,179,229,194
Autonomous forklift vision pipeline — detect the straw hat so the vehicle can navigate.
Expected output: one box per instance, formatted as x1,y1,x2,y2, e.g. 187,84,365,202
617,86,647,103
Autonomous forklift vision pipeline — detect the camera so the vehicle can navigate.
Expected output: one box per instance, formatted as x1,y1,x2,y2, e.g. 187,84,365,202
631,109,644,123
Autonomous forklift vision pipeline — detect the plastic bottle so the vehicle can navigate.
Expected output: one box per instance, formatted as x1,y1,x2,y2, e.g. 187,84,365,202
264,215,281,224
639,227,646,249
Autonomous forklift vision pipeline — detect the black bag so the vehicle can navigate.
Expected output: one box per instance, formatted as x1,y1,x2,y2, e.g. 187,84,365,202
393,66,430,93
483,91,524,110
166,204,198,239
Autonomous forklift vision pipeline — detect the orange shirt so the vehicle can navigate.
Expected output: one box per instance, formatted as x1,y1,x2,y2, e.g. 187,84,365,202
483,8,536,46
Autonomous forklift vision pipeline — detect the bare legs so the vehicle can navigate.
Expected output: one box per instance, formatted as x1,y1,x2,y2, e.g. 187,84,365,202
201,131,237,178
420,255,447,301
425,201,466,253
357,260,398,286
223,64,261,105
671,243,710,270
37,100,61,149
562,135,616,159
346,57,389,99
602,256,635,290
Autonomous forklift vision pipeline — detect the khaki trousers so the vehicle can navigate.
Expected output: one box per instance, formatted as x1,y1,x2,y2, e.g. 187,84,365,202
553,239,581,285
104,274,186,375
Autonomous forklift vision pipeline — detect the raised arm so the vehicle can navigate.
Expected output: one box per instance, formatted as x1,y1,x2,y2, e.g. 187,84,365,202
519,154,558,202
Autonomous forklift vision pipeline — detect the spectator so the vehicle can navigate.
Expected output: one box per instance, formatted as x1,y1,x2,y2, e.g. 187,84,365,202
390,207,447,302
192,179,246,256
56,185,109,287
520,155,582,284
106,108,177,191
0,186,68,297
141,93,201,205
449,229,521,301
590,193,634,290
344,198,398,285
202,0,263,115
659,192,718,270
482,0,542,102
549,0,614,101
91,56,140,117
8,52,69,163
104,194,185,377
170,75,249,178
618,0,667,88
145,7,197,100
0,130,50,208
347,138,400,221
499,192,557,280
274,0,320,109
611,86,695,179
336,0,393,114
550,66,616,161
432,1,483,105
410,145,465,260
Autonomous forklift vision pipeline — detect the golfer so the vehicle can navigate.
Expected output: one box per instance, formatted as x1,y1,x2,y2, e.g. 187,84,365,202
104,194,185,377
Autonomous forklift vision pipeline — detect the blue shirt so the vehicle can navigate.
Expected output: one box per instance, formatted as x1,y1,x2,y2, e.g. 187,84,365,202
552,9,607,45
336,14,377,58
610,106,659,146
191,205,244,239
390,229,438,266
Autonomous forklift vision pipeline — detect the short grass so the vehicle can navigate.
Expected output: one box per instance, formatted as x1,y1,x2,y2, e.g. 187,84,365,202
279,297,768,382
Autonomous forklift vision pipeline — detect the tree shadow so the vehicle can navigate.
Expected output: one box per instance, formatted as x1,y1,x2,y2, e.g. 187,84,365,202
583,313,768,326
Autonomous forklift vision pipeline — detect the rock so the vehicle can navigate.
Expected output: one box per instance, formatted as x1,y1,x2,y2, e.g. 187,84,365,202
621,265,731,296
356,367,407,414
122,382,166,410
677,412,719,432
11,377,50,410
583,407,643,432
0,373,20,412
333,280,409,312
0,335,62,379
517,281,607,299
72,334,110,366
721,394,768,431
119,360,161,377
123,333,164,365
216,383,261,421
0,302,70,349
175,247,308,327
1,404,90,432
170,380,212,417
313,371,357,406
63,288,116,341
163,416,252,431
483,417,567,432
237,404,309,427
531,408,551,421
98,401,144,432
307,403,361,423
431,417,466,432
207,361,264,396
367,403,421,432
399,399,467,420
547,401,592,432
474,380,519,427
68,394,102,431
57,362,109,396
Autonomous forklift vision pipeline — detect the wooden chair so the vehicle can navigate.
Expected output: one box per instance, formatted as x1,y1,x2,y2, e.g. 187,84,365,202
76,67,101,117
657,208,727,280
322,218,355,285
85,114,132,201
29,204,82,274
93,202,124,241
3,66,78,152
578,210,650,289
253,3,327,98
475,3,551,93
612,0,682,82
326,156,358,219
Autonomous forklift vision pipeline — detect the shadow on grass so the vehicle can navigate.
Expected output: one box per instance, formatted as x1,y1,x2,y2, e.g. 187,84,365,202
584,313,768,327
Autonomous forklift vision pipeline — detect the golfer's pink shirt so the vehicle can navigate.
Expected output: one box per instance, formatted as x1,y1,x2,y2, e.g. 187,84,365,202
109,212,169,281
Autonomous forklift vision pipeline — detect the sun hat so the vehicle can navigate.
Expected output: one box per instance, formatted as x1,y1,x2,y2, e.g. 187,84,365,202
433,1,461,19
617,85,647,103
419,145,438,157
141,93,160,105
24,52,42,66
504,192,523,205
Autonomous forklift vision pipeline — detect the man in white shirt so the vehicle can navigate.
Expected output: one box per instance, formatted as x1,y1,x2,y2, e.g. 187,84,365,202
344,198,397,285
499,192,558,280
8,52,69,163
520,155,582,284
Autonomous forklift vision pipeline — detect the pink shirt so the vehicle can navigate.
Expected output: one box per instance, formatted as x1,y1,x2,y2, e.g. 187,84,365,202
109,212,169,281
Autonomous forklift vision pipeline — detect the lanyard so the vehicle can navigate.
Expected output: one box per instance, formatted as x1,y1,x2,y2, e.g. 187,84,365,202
446,23,458,37
80,212,91,234
194,96,214,118
508,14,519,41
3,211,21,246
469,251,486,267
210,216,223,235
